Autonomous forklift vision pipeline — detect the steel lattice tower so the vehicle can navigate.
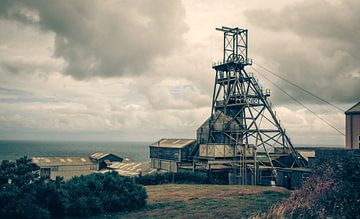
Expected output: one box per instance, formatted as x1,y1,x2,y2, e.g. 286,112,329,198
203,27,305,178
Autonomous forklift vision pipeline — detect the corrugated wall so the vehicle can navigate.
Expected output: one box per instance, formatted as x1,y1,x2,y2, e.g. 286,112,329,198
346,114,360,149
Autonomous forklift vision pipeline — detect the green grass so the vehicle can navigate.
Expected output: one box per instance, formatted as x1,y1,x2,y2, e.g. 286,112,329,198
97,184,290,219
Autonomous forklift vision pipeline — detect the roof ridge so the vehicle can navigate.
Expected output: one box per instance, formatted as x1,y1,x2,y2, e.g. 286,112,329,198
346,101,360,114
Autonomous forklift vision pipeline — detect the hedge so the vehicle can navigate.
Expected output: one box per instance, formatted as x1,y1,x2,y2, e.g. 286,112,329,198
135,171,228,185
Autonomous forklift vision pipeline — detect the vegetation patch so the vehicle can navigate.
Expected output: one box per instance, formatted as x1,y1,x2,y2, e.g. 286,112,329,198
135,172,209,185
0,157,147,218
257,150,360,218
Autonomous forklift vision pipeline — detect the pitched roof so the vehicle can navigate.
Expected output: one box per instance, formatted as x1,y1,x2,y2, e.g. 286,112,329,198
345,101,360,114
89,152,110,160
89,152,123,161
149,138,196,149
32,156,94,167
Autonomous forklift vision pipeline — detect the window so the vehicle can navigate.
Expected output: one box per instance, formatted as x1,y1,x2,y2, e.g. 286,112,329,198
40,168,51,178
90,164,98,170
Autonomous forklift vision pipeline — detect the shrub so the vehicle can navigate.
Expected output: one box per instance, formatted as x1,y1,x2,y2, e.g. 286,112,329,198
174,172,209,184
0,157,52,219
64,172,147,216
135,171,210,185
135,172,173,185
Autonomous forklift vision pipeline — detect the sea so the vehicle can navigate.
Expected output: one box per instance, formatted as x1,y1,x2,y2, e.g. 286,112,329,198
0,140,344,162
0,140,151,162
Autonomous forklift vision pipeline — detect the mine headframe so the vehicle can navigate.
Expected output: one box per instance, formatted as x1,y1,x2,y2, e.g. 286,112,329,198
199,27,306,175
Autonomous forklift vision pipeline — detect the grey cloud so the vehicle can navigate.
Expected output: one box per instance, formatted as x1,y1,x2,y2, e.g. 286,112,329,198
0,0,187,79
245,0,360,104
0,56,62,75
134,77,211,110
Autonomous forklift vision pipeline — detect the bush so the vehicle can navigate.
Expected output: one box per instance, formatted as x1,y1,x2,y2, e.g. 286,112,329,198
64,172,147,216
0,157,52,219
174,172,209,184
135,172,173,185
0,157,147,218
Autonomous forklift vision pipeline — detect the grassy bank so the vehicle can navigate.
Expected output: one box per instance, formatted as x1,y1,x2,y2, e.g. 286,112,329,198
108,184,290,218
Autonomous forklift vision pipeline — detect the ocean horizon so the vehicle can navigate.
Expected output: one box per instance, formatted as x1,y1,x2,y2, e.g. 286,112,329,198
0,140,151,162
0,139,345,162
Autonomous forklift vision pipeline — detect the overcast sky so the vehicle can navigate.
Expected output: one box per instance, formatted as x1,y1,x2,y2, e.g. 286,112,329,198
0,0,358,145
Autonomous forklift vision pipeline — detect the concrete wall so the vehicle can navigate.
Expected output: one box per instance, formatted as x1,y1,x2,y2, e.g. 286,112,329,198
41,164,98,180
346,114,360,149
315,148,360,160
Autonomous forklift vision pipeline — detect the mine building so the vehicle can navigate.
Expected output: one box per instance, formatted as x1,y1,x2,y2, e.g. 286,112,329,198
197,111,254,159
89,152,123,170
149,138,197,172
346,101,360,149
32,156,98,180
149,26,310,188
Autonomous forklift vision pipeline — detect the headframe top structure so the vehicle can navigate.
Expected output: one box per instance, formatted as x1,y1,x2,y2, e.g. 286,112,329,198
215,26,251,66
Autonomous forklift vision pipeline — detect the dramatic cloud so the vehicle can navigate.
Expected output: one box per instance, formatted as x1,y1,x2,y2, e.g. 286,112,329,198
245,0,360,104
0,71,210,141
0,0,355,145
0,0,187,79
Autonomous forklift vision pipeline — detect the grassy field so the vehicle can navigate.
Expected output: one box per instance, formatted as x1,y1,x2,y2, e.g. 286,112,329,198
108,184,290,219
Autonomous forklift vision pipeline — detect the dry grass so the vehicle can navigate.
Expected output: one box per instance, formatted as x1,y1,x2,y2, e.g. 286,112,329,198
102,184,289,219
146,184,286,203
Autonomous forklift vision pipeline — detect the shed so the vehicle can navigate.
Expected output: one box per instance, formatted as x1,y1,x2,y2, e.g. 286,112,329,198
32,156,98,180
345,101,360,149
276,167,311,190
149,138,197,172
89,152,123,170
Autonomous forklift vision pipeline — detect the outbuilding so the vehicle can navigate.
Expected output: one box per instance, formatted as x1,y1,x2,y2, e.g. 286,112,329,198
345,101,360,149
276,167,311,190
32,156,98,180
149,138,197,172
89,152,123,170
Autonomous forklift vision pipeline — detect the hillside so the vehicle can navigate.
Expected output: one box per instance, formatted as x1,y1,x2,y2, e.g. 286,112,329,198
111,184,290,219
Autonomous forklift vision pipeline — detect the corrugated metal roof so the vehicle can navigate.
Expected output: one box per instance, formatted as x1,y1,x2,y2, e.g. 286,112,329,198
104,161,151,176
346,101,360,114
32,156,95,167
149,138,196,148
89,152,110,160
